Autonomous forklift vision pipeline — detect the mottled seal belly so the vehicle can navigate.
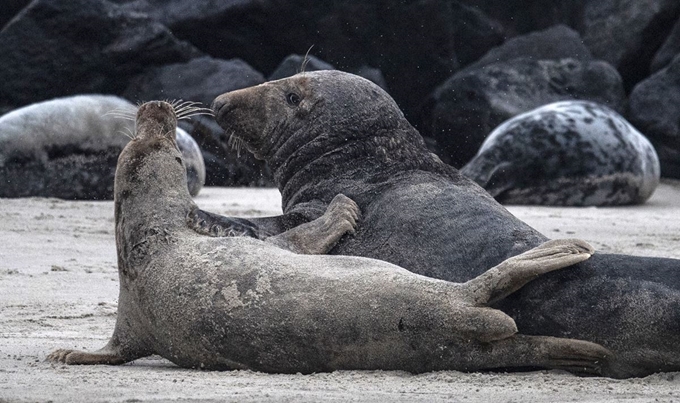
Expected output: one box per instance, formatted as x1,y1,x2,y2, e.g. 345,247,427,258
460,101,660,206
47,101,611,375
0,95,205,199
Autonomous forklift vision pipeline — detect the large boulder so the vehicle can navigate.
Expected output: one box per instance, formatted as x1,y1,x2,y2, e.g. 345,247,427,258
123,56,265,108
457,0,586,36
463,24,593,72
268,54,334,81
0,0,30,29
268,54,390,90
425,58,625,167
651,16,680,73
0,0,201,111
114,0,505,122
628,54,680,178
120,55,272,186
580,0,680,89
180,116,273,187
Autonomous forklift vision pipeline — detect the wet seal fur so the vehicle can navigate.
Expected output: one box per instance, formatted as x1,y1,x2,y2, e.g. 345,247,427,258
0,95,205,199
47,100,610,375
461,101,660,206
212,71,680,378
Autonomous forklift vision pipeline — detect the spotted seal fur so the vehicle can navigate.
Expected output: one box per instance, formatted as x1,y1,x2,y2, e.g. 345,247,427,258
460,100,660,206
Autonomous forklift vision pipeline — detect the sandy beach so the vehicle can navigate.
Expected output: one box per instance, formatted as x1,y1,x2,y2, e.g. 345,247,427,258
2,182,680,403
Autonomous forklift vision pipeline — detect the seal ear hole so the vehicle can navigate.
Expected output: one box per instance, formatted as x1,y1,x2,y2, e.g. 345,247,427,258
286,92,302,107
175,157,183,166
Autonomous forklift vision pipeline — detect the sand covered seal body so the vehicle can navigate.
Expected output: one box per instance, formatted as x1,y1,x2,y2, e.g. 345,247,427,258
0,95,205,199
212,71,680,378
460,101,660,206
47,101,611,375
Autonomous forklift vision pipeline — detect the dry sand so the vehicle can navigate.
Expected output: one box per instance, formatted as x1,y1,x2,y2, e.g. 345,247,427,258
2,181,680,403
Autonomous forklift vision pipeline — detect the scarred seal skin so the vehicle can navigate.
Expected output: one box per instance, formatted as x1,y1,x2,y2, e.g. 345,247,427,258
212,71,680,378
47,100,610,375
0,95,205,199
461,100,660,206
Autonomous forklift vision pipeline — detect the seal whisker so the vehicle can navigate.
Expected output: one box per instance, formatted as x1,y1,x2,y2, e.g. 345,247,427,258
299,45,315,74
226,131,244,158
174,101,203,110
177,107,215,119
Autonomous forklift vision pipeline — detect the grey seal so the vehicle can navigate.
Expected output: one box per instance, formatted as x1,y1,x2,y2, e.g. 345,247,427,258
47,101,609,375
460,100,660,206
0,94,205,199
211,70,680,378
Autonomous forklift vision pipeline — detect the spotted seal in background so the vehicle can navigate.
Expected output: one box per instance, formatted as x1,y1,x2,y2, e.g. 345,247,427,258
211,71,680,378
460,100,660,206
0,95,205,199
47,100,609,374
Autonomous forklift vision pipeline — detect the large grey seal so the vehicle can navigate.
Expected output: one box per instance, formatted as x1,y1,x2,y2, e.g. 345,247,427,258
47,101,610,374
0,94,205,199
212,70,680,378
460,100,660,206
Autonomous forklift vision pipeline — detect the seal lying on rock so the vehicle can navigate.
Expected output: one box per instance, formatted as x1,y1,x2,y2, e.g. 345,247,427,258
211,71,680,378
0,95,205,199
48,101,610,375
460,100,660,206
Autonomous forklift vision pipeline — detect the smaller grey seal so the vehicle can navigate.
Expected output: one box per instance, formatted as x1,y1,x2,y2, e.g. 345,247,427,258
0,95,205,199
47,100,609,375
460,101,660,206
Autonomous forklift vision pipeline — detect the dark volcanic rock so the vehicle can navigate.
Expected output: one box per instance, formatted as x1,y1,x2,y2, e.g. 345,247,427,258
651,17,680,73
179,116,273,187
580,0,680,89
0,0,201,111
123,56,265,107
0,0,31,29
628,54,680,178
121,55,271,186
425,58,625,167
464,25,592,72
114,0,505,123
459,0,586,36
269,54,335,81
269,54,390,91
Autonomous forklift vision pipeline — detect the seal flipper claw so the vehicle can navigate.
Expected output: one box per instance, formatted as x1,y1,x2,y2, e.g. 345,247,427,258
47,347,130,365
462,239,594,306
187,207,267,238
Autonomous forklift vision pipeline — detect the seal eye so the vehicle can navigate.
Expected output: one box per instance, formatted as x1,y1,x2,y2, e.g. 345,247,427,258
286,92,301,107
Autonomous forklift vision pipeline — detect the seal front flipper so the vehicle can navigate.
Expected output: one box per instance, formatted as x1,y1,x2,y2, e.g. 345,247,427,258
187,207,267,238
461,239,594,306
265,194,361,254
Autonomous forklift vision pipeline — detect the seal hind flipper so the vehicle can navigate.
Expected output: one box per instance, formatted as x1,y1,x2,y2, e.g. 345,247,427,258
468,335,610,376
461,239,594,306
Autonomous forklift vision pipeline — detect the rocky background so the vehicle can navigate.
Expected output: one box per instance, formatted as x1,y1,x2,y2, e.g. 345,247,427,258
2,0,680,185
